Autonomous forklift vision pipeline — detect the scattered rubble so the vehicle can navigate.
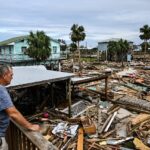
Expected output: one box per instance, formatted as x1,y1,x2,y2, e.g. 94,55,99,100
10,61,150,149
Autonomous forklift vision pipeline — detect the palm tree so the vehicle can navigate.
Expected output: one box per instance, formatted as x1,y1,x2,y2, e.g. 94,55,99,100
118,39,129,67
107,41,118,61
58,39,67,52
141,42,150,52
70,24,86,64
27,31,51,63
69,42,77,61
139,25,150,58
70,42,77,53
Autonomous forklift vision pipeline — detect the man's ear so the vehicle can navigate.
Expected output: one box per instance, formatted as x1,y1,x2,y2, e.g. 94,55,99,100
2,74,6,80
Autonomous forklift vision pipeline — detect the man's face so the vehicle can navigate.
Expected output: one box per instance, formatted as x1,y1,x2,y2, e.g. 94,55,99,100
3,68,13,85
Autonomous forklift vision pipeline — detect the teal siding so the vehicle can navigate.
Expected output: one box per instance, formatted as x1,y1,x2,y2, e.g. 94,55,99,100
50,40,60,59
0,45,14,54
0,37,62,62
14,40,28,54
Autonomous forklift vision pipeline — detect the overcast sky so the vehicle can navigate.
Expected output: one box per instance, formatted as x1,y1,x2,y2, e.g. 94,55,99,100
0,0,150,48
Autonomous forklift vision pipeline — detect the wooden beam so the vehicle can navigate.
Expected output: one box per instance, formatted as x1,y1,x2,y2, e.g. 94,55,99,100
77,127,84,150
68,79,72,117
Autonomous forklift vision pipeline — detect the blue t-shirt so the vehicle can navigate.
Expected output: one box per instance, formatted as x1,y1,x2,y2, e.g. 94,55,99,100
0,85,14,137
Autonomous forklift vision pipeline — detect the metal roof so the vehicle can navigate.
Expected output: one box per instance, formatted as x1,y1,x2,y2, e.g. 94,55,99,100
0,35,59,46
0,36,28,46
7,65,74,90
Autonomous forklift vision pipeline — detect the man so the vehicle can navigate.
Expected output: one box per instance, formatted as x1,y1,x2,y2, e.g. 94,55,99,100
127,53,132,67
0,65,40,150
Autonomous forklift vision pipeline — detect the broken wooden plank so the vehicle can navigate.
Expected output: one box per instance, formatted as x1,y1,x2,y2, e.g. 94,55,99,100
77,128,84,150
99,113,113,134
133,138,150,150
107,105,120,115
104,111,117,132
131,113,150,125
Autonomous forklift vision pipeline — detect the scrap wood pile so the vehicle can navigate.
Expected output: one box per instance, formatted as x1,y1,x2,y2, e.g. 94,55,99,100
61,59,74,72
108,67,150,101
47,66,150,149
28,99,150,150
63,66,150,149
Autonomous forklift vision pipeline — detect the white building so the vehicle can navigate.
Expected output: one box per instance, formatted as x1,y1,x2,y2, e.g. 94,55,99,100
98,38,133,52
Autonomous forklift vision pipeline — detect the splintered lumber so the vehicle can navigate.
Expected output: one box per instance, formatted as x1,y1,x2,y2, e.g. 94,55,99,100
97,106,102,134
107,105,120,115
103,129,116,138
99,114,113,134
88,142,100,150
77,128,84,150
131,113,150,125
104,111,117,132
80,116,96,134
133,138,150,150
112,96,150,113
61,136,75,150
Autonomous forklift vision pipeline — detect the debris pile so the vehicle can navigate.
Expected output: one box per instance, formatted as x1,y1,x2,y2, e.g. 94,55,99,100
28,103,146,149
10,61,150,149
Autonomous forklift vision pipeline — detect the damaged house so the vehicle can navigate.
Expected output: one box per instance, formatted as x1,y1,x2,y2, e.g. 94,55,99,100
0,36,65,67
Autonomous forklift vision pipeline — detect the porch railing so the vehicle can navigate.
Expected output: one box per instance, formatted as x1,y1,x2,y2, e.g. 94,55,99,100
7,120,58,150
0,53,67,62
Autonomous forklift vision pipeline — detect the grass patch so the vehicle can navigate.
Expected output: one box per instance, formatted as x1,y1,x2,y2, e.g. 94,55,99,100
81,57,97,62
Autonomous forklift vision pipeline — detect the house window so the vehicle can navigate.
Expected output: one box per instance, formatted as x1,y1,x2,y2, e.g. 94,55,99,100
9,47,12,54
22,47,27,53
20,39,24,42
53,46,57,54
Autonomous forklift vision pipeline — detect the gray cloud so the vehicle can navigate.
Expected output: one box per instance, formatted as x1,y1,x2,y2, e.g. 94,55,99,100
0,0,150,47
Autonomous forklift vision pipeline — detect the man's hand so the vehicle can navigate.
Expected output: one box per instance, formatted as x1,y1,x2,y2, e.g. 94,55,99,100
6,106,41,131
27,124,41,131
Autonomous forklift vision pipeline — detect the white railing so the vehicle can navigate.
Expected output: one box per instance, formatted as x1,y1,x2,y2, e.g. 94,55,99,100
0,54,32,61
0,52,67,62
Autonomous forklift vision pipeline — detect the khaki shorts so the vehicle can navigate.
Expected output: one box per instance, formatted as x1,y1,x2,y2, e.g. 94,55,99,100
0,137,8,150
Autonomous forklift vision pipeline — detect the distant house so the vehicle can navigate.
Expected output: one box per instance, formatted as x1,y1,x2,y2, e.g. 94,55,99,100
98,38,134,52
0,35,64,66
133,44,141,51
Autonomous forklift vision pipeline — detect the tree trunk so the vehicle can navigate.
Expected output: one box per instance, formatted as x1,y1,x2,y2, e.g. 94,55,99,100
77,41,82,72
144,40,147,61
121,51,124,67
77,41,80,64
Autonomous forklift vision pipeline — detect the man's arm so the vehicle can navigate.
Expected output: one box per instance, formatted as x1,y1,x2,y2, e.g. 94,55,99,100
5,106,40,131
